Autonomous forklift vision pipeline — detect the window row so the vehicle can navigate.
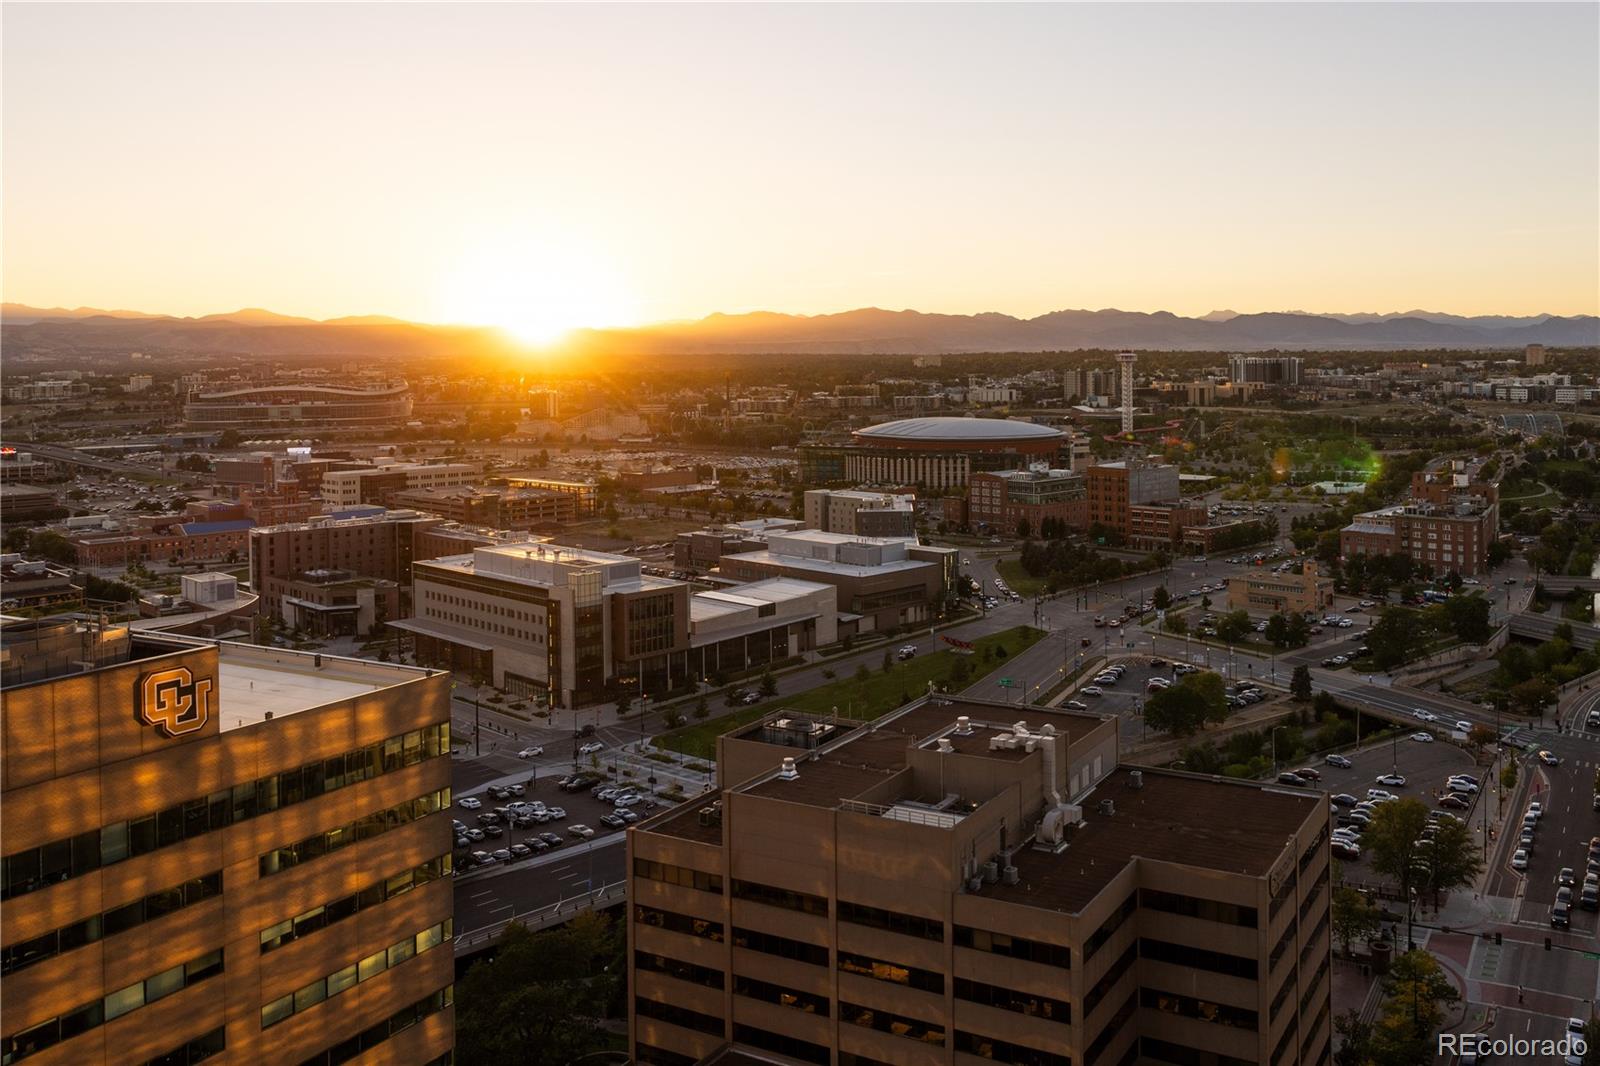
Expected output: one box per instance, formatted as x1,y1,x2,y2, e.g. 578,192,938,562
955,925,1071,968
634,951,724,990
1140,1036,1256,1066
1141,987,1258,1030
838,900,943,942
1085,991,1136,1066
635,905,724,942
1084,893,1137,961
732,926,828,967
262,920,452,1030
733,974,829,1016
954,977,1070,1022
840,1002,944,1046
1140,888,1258,929
730,878,828,916
732,1024,828,1066
955,1029,1069,1066
262,855,450,954
634,858,722,894
634,1044,696,1066
634,998,722,1037
258,790,450,878
142,1026,225,1066
838,951,943,995
295,986,453,1066
2,872,221,977
1,723,448,901
1084,943,1137,1017
1141,938,1258,981
2,949,224,1064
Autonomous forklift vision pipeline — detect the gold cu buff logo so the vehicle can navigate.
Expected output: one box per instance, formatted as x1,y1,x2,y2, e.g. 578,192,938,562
138,668,213,737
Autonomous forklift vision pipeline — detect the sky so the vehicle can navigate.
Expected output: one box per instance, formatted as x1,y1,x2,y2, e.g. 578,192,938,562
4,3,1597,338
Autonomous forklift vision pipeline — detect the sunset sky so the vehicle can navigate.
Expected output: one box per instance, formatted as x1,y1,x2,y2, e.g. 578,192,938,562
4,3,1597,338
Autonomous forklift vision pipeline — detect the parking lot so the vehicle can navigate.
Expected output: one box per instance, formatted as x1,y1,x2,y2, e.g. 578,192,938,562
449,764,656,872
1062,654,1274,746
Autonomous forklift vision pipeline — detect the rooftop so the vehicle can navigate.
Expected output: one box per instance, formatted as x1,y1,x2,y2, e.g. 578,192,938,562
854,416,1064,443
985,766,1318,913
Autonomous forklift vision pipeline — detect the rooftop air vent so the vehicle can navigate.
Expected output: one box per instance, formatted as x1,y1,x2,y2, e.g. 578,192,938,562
937,738,954,753
777,757,799,781
1129,771,1144,790
954,715,974,735
1098,799,1115,816
1002,865,1020,885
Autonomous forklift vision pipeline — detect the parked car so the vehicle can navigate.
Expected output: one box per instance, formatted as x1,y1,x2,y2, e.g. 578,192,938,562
509,843,533,858
1511,849,1529,871
599,813,626,829
458,796,482,810
568,824,596,839
1438,794,1470,810
1331,793,1359,807
1376,773,1407,787
1367,788,1396,802
1409,732,1434,743
1277,772,1306,786
1324,754,1353,769
1082,686,1104,697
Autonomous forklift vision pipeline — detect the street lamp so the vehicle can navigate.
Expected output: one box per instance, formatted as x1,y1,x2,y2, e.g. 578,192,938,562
1271,724,1291,775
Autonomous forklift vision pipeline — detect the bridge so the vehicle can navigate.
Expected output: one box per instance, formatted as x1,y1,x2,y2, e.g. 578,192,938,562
1509,612,1599,649
1535,574,1600,596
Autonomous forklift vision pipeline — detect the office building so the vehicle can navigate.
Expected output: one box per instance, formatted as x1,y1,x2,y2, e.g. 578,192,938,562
319,464,483,508
501,477,599,516
1127,500,1210,552
1339,463,1498,576
1227,355,1303,387
1085,462,1182,539
0,555,82,612
0,617,454,1065
673,521,808,574
803,490,917,538
965,470,1086,534
398,542,836,705
1228,562,1336,616
715,531,956,634
627,694,1332,1066
183,381,413,428
799,418,1068,491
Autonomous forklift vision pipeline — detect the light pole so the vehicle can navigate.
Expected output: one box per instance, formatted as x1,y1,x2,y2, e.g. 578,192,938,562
1271,724,1291,775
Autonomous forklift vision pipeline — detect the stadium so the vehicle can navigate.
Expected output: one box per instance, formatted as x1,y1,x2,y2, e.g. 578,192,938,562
800,416,1068,490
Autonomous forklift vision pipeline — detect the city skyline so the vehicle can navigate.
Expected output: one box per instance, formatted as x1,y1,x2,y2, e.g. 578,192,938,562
5,3,1598,342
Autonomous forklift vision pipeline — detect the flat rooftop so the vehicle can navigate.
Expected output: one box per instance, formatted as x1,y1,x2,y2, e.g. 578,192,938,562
987,766,1318,913
725,549,927,579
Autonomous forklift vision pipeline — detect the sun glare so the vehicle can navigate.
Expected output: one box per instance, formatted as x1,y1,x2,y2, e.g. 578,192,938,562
434,238,635,346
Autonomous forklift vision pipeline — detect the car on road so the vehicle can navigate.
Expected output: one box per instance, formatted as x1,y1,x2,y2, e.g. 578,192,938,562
578,741,605,755
1409,732,1434,743
568,824,596,839
1511,849,1529,870
1359,600,1375,608
1324,754,1353,769
1453,721,1471,734
741,692,762,704
1411,709,1437,722
517,746,544,758
458,796,482,810
1538,750,1560,766
897,645,918,660
1376,773,1407,787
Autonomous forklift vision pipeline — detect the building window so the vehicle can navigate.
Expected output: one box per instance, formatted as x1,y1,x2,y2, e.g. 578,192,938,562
634,905,725,942
261,921,451,1030
1141,987,1258,1029
1139,888,1258,928
1139,1037,1256,1066
260,855,449,954
838,951,943,994
954,978,1070,1022
1084,893,1136,961
732,974,829,1016
634,858,722,894
634,952,724,990
1083,943,1136,1016
633,998,722,1037
840,1002,945,1046
1141,939,1258,981
954,1030,1068,1066
954,925,1070,968
294,986,452,1066
731,927,828,967
257,790,451,878
731,1025,829,1065
838,901,943,942
3,871,221,977
730,879,827,916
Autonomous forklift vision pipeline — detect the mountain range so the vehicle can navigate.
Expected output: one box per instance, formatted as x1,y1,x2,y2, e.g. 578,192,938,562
3,302,1594,356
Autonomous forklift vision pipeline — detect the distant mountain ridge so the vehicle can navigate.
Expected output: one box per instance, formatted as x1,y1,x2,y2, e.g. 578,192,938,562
2,301,1595,355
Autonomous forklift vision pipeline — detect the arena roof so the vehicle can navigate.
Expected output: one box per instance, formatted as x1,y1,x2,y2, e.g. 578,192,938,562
854,416,1065,443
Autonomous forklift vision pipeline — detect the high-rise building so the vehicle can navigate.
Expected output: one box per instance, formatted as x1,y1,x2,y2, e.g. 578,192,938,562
803,490,916,538
1227,355,1303,387
627,694,1332,1066
1338,462,1499,576
1524,344,1547,367
0,617,455,1065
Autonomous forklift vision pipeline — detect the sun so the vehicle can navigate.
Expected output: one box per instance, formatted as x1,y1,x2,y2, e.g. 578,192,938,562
434,238,635,346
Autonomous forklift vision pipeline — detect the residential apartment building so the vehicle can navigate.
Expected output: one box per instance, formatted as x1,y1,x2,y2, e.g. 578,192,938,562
398,543,835,705
803,490,917,538
627,693,1332,1066
1339,463,1498,576
1227,355,1303,387
715,531,956,635
0,617,454,1065
1228,562,1336,616
965,470,1086,534
389,485,579,529
1085,462,1181,538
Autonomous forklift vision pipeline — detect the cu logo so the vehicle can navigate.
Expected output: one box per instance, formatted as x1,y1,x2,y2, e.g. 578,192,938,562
138,668,213,737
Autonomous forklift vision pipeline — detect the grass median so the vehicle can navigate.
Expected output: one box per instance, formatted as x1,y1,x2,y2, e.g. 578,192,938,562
656,625,1045,760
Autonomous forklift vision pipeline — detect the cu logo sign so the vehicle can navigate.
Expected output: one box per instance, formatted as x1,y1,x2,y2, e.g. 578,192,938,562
138,667,213,737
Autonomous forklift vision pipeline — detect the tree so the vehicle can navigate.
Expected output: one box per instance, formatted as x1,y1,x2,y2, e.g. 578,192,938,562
1334,1008,1375,1066
855,662,871,684
1363,798,1432,936
1368,607,1430,670
1285,612,1311,647
1510,677,1557,716
1441,595,1492,643
693,694,710,719
949,656,972,686
1370,949,1459,1066
882,649,894,673
1500,761,1518,792
455,913,623,1066
1291,664,1313,702
1015,517,1032,540
758,669,778,699
1411,816,1483,900
1216,609,1252,643
1332,886,1382,955
1152,585,1170,610
613,691,633,718
1466,724,1496,755
1144,670,1228,737
1163,613,1189,636
216,429,241,448
1265,613,1289,647
25,530,76,565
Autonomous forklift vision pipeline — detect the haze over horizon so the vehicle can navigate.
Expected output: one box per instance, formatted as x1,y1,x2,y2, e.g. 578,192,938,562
4,3,1597,341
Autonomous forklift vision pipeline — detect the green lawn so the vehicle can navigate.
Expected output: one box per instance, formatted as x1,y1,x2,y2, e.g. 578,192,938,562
656,626,1045,759
995,558,1047,597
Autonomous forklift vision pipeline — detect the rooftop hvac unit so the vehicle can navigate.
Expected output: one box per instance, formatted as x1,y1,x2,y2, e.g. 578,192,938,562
967,877,984,893
1129,771,1144,790
777,757,799,781
936,738,954,753
696,806,722,827
1002,866,1020,885
954,715,974,735
1098,799,1116,816
982,860,999,884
